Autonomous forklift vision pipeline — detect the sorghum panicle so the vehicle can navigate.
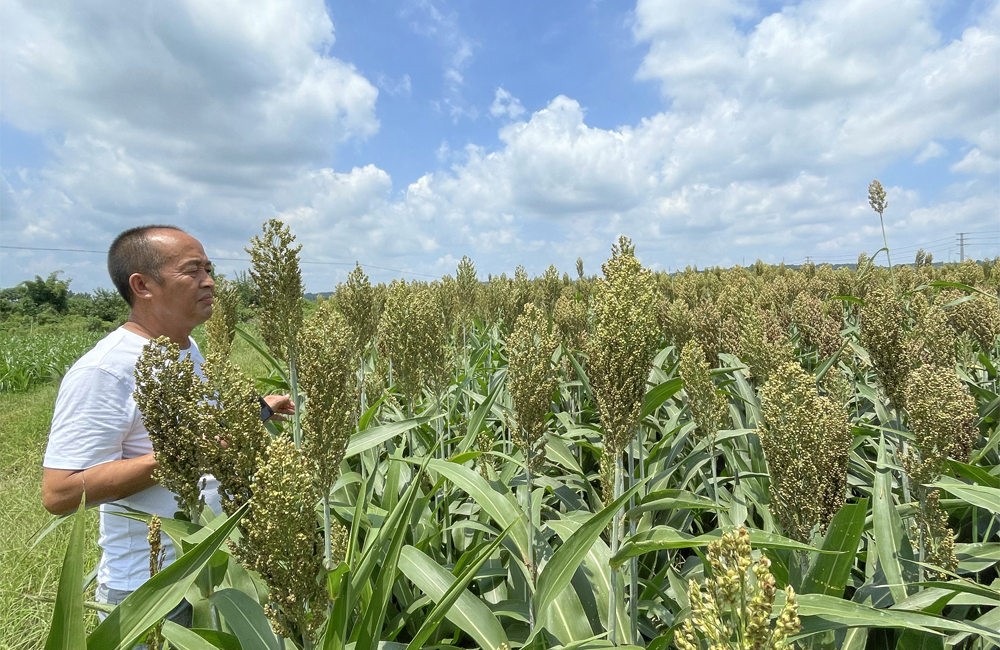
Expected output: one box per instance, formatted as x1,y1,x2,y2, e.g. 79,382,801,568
860,283,908,410
242,437,327,643
679,341,728,444
759,362,851,543
677,527,800,650
205,278,238,358
199,353,272,515
134,337,208,522
587,236,660,500
336,264,380,358
298,302,359,494
902,363,978,486
456,255,480,328
505,303,559,473
246,219,304,362
553,294,588,355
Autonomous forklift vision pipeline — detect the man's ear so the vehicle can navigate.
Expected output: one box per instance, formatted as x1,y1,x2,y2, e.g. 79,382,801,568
129,273,155,301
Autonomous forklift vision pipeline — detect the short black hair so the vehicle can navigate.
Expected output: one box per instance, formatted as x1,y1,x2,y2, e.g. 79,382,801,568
107,225,186,305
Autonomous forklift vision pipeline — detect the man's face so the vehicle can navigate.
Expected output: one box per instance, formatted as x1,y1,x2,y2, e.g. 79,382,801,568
143,230,215,329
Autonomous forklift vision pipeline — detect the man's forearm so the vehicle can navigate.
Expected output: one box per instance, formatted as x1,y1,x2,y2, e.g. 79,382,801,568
42,454,159,515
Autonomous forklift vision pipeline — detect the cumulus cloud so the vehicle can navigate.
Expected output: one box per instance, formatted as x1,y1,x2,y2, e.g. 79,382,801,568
1,0,379,186
490,88,526,120
1,0,997,290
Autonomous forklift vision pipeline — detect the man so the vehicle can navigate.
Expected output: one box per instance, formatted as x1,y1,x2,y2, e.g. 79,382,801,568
41,225,292,625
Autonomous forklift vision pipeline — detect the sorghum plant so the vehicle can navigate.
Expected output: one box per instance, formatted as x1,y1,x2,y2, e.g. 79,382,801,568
587,236,659,644
758,362,851,546
297,302,357,566
505,302,559,620
134,337,209,522
860,283,908,411
902,363,978,576
205,278,238,358
680,341,728,496
674,527,801,650
247,219,304,363
241,437,327,644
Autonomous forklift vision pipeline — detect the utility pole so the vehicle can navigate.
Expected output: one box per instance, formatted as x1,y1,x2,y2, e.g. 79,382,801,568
957,232,966,262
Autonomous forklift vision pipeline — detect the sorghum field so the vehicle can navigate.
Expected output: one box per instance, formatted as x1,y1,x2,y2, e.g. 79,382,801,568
8,218,1000,650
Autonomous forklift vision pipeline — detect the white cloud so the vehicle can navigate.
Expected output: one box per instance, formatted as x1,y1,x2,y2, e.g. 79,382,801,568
915,140,946,163
951,148,1000,174
0,0,379,187
404,0,477,121
490,88,525,120
377,73,413,98
2,0,998,290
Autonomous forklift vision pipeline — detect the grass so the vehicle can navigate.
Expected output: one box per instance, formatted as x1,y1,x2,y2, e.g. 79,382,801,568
0,384,101,650
0,322,270,648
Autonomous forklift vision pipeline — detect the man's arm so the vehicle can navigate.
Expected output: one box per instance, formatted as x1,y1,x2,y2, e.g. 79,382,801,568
42,454,160,515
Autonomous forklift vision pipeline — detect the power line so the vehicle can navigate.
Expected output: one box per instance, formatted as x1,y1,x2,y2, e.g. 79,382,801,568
0,245,440,279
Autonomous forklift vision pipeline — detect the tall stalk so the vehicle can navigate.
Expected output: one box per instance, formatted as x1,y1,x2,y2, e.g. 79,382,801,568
608,460,621,645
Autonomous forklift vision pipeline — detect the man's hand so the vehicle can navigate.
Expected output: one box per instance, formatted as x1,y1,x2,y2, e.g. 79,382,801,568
262,394,295,421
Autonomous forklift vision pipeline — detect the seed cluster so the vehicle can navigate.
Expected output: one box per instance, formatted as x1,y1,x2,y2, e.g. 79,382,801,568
675,527,800,650
505,303,559,473
758,362,851,543
587,236,660,500
679,341,728,444
298,302,359,494
241,437,326,642
134,337,208,522
205,278,238,358
247,219,304,362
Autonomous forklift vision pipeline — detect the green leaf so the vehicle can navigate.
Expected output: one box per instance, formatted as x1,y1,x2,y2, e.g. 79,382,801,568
801,499,867,597
873,435,913,604
611,526,829,568
627,489,722,515
87,502,248,650
398,546,508,650
44,499,86,650
404,522,514,650
797,593,1000,643
160,620,238,650
428,458,529,560
354,464,425,650
209,588,280,650
895,629,944,650
346,415,437,458
642,378,682,419
535,479,645,618
547,519,629,642
189,629,244,650
235,325,287,381
931,477,1000,515
459,384,500,454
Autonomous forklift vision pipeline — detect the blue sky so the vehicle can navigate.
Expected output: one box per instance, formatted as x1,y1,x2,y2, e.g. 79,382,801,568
1,0,998,291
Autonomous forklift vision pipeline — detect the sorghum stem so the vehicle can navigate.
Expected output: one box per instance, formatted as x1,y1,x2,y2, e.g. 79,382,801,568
608,457,621,645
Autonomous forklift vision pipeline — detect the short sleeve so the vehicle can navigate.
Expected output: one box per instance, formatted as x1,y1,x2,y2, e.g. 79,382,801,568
43,366,136,470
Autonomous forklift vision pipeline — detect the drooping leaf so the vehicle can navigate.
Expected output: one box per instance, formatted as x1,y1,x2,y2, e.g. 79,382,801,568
801,499,867,597
87,502,248,650
209,588,280,650
398,546,508,650
44,499,87,650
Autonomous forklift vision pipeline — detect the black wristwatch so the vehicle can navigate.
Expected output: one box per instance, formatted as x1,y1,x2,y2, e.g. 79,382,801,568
258,396,274,422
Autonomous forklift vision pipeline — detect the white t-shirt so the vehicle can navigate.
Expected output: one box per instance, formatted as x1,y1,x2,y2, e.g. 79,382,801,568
43,327,221,591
